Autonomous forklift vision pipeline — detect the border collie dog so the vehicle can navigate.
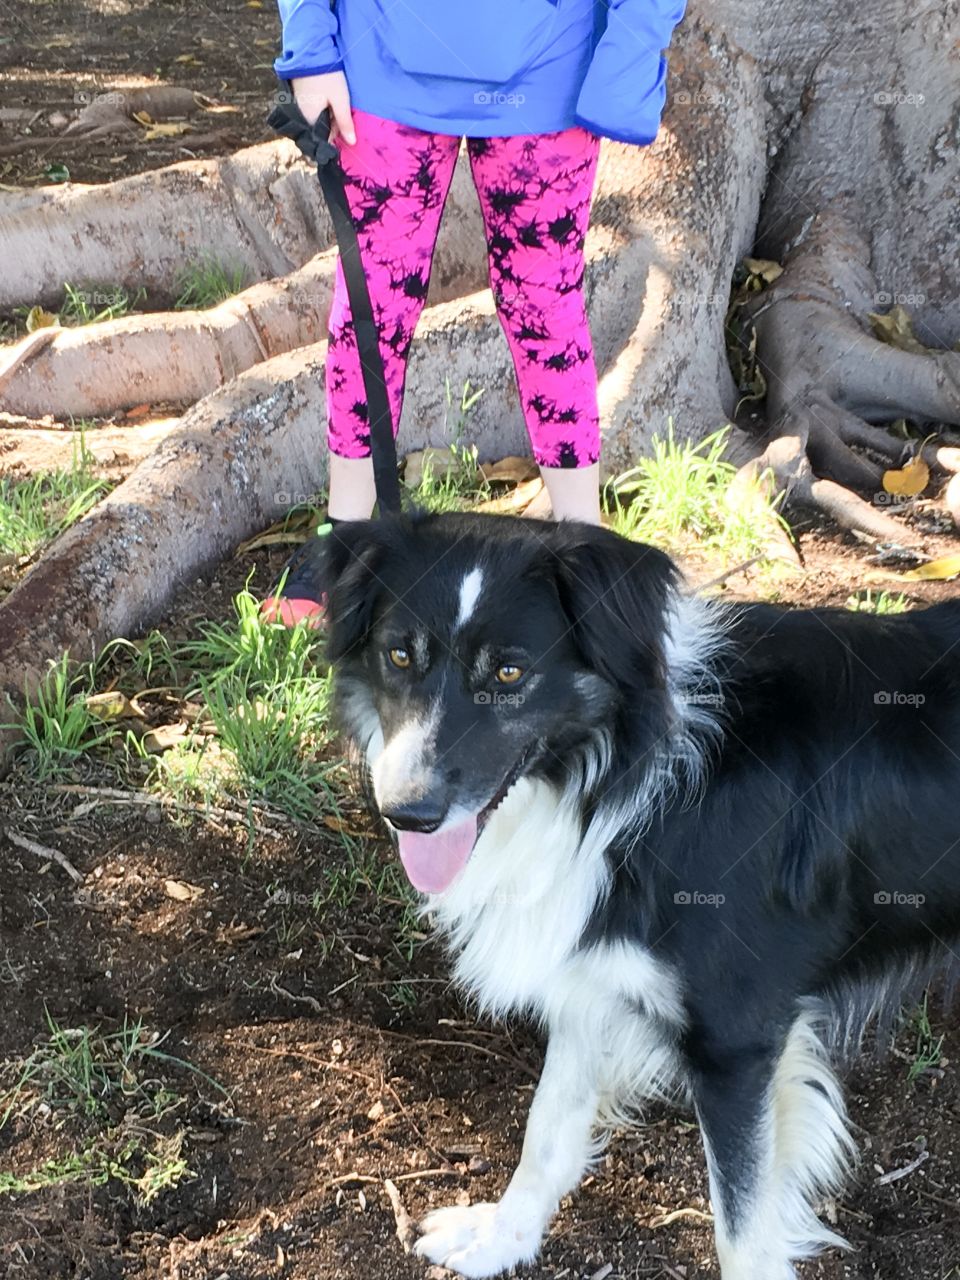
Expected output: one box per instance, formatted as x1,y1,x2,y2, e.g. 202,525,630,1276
315,510,960,1280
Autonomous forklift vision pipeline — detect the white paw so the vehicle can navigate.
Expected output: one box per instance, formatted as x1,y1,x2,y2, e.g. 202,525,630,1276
414,1202,541,1278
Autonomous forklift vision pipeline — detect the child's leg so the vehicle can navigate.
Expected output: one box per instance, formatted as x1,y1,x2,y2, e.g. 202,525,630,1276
327,110,461,519
466,129,602,523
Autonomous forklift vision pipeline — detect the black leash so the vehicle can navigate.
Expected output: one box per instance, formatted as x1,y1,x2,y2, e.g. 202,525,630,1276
267,98,402,515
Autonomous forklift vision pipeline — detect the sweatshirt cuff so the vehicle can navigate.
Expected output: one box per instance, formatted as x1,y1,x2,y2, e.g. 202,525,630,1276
273,58,344,79
573,114,658,146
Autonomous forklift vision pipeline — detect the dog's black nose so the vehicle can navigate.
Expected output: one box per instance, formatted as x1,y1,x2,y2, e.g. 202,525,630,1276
381,800,447,834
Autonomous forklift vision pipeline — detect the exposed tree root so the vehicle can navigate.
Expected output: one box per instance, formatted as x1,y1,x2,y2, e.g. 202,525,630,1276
0,253,336,417
734,206,960,540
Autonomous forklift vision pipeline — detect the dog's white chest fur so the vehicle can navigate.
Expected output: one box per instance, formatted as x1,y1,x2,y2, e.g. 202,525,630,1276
428,777,684,1109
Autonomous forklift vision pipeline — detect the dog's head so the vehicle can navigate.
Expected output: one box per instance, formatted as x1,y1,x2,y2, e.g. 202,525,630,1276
319,512,678,893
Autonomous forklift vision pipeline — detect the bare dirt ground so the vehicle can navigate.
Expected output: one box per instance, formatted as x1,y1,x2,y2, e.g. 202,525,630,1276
1,524,960,1280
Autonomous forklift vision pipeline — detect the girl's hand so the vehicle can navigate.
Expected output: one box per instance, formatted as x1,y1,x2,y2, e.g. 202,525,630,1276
291,71,356,144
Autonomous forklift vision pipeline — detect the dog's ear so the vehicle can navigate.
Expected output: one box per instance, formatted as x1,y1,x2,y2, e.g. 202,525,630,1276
322,520,389,662
550,525,679,693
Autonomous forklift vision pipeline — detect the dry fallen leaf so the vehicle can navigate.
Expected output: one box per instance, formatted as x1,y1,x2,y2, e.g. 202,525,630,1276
125,403,153,419
24,306,59,333
743,256,784,283
164,878,204,902
141,122,193,141
882,454,929,497
479,455,538,484
901,554,960,582
868,305,929,355
85,690,145,721
142,722,193,754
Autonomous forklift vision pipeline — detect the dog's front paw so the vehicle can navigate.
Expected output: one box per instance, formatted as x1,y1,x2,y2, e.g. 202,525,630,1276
414,1201,541,1278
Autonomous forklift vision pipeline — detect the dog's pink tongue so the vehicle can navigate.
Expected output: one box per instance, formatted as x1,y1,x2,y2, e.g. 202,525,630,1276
397,815,478,893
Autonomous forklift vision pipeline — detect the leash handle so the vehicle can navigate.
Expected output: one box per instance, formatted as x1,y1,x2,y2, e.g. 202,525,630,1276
267,97,402,516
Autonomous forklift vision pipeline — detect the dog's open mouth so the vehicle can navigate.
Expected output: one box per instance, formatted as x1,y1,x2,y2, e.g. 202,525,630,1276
396,747,535,895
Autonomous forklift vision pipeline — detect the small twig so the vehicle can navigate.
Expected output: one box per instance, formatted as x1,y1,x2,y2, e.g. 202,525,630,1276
876,1150,929,1185
4,827,83,883
647,1205,714,1229
384,1178,419,1254
695,556,763,593
378,1027,540,1083
50,783,291,837
268,972,322,1014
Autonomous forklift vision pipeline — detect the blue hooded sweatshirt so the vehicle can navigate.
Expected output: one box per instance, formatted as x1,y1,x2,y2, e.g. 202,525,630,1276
274,0,686,145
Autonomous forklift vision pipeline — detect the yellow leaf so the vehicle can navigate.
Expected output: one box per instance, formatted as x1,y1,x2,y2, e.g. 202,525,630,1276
85,690,145,721
882,455,929,496
132,111,155,126
24,306,59,333
174,53,202,65
868,305,928,355
902,554,960,582
742,256,783,284
164,878,204,902
141,122,193,140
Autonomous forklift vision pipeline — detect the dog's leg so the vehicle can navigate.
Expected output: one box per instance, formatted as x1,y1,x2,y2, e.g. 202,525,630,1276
689,1011,854,1280
415,1027,596,1278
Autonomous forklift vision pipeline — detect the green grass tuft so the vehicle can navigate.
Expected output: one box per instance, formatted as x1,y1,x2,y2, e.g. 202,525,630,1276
2,655,116,781
846,589,911,615
173,259,250,310
0,438,109,560
605,423,786,562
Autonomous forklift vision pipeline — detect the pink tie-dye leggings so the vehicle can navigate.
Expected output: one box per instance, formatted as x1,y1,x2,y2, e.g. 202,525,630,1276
326,109,601,470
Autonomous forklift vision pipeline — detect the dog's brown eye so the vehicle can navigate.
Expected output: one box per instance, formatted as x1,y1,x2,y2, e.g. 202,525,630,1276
496,664,523,685
389,647,411,669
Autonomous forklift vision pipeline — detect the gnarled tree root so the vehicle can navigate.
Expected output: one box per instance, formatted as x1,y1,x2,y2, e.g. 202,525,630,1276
734,205,960,540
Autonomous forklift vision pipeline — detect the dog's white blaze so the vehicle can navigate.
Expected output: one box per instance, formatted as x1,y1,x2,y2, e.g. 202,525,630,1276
455,566,485,629
706,1008,855,1280
370,703,439,808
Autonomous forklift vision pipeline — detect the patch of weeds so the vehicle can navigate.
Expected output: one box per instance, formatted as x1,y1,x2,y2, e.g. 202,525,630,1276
0,436,110,559
846,589,911,615
174,258,249,310
907,994,945,1085
408,379,489,514
60,282,146,326
155,586,336,820
604,424,786,562
2,654,117,781
0,1014,224,1206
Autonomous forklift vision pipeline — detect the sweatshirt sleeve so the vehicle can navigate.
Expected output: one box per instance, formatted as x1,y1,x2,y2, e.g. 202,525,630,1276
574,0,686,145
273,0,343,80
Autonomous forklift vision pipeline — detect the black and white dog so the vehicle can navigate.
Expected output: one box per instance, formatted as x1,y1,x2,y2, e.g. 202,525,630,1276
313,510,960,1280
